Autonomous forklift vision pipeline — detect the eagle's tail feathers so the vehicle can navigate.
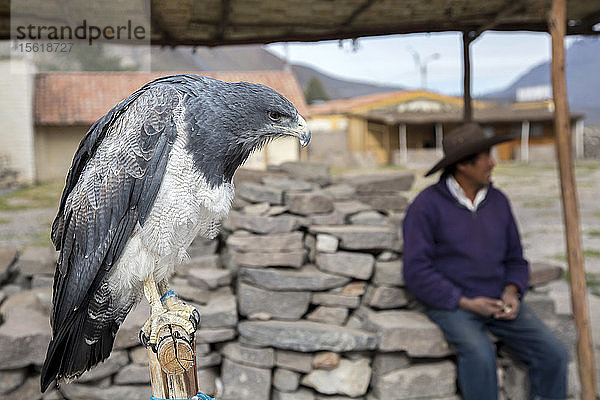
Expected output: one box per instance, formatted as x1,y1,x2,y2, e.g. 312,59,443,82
40,307,119,393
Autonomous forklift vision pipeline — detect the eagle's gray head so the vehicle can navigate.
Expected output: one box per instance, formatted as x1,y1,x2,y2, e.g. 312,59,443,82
182,76,311,187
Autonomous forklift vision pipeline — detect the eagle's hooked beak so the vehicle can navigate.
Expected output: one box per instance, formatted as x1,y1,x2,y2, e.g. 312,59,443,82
278,115,311,148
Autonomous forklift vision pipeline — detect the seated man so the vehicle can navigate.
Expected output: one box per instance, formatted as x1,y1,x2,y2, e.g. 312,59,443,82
402,123,568,400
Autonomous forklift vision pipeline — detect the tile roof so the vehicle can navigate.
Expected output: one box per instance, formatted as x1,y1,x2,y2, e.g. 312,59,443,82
35,71,308,125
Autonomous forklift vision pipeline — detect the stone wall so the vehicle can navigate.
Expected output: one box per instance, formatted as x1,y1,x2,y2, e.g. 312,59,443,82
0,163,578,399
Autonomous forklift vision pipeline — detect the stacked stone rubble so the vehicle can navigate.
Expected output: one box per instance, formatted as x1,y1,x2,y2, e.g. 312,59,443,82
0,162,579,400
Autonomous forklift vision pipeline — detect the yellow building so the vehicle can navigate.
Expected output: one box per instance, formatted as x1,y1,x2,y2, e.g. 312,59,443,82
308,91,584,166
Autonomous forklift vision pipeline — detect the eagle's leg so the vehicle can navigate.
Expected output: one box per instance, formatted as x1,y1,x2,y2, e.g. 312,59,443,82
139,275,198,351
157,278,200,331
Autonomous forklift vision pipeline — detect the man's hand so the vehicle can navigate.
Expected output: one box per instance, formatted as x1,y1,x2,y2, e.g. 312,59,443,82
459,296,504,317
494,284,520,320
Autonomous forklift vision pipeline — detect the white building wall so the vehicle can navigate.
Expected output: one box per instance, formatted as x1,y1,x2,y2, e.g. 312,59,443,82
0,56,36,184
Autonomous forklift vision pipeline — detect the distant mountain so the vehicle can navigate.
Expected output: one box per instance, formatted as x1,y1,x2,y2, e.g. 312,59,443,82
481,37,600,124
149,45,401,101
290,63,403,99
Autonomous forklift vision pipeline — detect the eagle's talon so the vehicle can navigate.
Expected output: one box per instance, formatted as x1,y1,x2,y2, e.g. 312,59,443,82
190,309,200,330
139,330,150,347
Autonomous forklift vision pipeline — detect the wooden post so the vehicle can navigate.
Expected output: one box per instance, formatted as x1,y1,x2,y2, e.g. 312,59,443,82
462,31,473,122
148,325,199,399
520,121,530,163
548,0,597,398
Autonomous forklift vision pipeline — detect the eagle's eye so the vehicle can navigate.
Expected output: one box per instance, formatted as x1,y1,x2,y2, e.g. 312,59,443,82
269,111,282,121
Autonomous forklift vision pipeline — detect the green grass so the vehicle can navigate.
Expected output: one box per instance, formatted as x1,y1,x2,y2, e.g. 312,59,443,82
585,229,600,237
0,181,62,211
584,249,600,259
0,218,10,225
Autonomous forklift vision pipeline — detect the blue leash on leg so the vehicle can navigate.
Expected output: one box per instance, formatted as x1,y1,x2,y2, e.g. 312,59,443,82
150,391,218,400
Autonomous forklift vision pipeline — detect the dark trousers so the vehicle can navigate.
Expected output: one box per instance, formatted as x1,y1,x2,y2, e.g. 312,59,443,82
426,303,569,400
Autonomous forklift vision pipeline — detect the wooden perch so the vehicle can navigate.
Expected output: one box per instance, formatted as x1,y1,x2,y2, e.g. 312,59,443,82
147,324,199,400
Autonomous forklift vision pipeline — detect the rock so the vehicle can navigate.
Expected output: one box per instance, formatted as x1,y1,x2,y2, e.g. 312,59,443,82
0,306,51,368
275,350,313,373
323,183,356,200
339,282,367,296
309,225,401,251
333,201,373,218
313,352,340,370
240,265,350,291
188,237,219,257
309,210,346,226
178,254,221,273
196,328,236,343
373,260,404,286
17,246,57,276
302,358,371,397
129,346,149,365
237,181,283,205
524,291,557,321
196,352,222,368
316,234,339,253
197,367,219,396
372,352,411,375
273,388,316,400
113,364,150,385
355,194,409,213
307,306,348,325
0,287,52,316
311,292,360,309
243,202,271,215
364,286,411,309
225,211,301,234
316,251,374,280
78,351,129,382
0,247,17,284
221,341,275,368
221,358,271,400
530,261,564,286
262,176,316,192
285,191,334,215
365,310,452,356
60,383,150,400
305,234,317,262
238,320,378,352
350,173,414,193
196,287,238,328
371,361,456,400
188,268,232,289
273,368,300,392
31,275,54,288
0,368,26,395
232,249,306,268
0,376,41,400
114,301,150,349
238,282,310,320
271,162,331,186
227,231,304,252
169,281,210,305
377,251,399,261
349,211,388,226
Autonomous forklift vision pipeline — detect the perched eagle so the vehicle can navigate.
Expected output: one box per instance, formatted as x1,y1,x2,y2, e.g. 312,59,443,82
40,74,310,392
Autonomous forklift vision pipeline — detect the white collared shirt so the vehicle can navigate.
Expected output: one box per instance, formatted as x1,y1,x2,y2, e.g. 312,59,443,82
446,175,488,212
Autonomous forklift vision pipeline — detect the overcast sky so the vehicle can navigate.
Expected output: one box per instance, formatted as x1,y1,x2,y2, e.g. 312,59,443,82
266,31,578,96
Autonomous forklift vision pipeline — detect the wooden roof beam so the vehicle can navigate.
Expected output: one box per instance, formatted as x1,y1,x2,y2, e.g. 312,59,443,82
340,0,377,27
216,0,231,41
473,0,529,39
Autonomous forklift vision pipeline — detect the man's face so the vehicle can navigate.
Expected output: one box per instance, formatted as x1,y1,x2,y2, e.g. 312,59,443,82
458,150,495,188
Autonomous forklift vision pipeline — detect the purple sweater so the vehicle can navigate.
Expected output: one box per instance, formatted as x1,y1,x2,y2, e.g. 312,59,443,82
402,176,529,310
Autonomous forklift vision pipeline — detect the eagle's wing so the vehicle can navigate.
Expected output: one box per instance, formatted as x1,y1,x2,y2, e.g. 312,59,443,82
42,82,181,390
